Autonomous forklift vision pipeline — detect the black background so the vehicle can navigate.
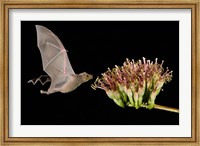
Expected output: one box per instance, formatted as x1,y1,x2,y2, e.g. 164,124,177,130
21,21,179,125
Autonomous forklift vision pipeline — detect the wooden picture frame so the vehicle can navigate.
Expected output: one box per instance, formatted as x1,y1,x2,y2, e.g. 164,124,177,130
0,0,199,145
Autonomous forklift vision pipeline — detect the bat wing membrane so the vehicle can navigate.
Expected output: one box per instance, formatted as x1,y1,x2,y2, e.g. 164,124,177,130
35,25,75,90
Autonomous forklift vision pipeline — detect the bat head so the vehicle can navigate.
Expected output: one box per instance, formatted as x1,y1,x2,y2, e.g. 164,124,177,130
79,72,93,82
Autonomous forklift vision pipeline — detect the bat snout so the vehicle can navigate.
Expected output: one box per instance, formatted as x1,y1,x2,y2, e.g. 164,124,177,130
88,74,93,80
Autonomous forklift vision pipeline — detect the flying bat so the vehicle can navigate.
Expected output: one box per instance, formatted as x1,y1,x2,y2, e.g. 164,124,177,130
28,25,93,95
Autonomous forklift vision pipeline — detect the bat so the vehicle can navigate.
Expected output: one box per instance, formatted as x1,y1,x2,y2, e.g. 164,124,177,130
28,25,93,95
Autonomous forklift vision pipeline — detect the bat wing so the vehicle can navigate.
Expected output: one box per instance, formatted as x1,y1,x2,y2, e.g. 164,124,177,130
36,25,75,89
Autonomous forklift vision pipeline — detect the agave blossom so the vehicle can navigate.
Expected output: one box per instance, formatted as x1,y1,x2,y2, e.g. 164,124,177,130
91,57,173,110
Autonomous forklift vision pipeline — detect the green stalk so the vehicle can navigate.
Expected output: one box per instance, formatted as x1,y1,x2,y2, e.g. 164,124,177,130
141,104,179,113
154,104,179,113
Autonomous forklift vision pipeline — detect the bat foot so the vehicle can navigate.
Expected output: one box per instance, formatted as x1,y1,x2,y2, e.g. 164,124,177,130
40,90,49,95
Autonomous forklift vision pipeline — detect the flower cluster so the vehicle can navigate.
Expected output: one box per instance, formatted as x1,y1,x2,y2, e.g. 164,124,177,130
91,57,173,109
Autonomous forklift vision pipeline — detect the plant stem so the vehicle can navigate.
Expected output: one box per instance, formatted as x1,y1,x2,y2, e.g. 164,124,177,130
154,104,179,113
